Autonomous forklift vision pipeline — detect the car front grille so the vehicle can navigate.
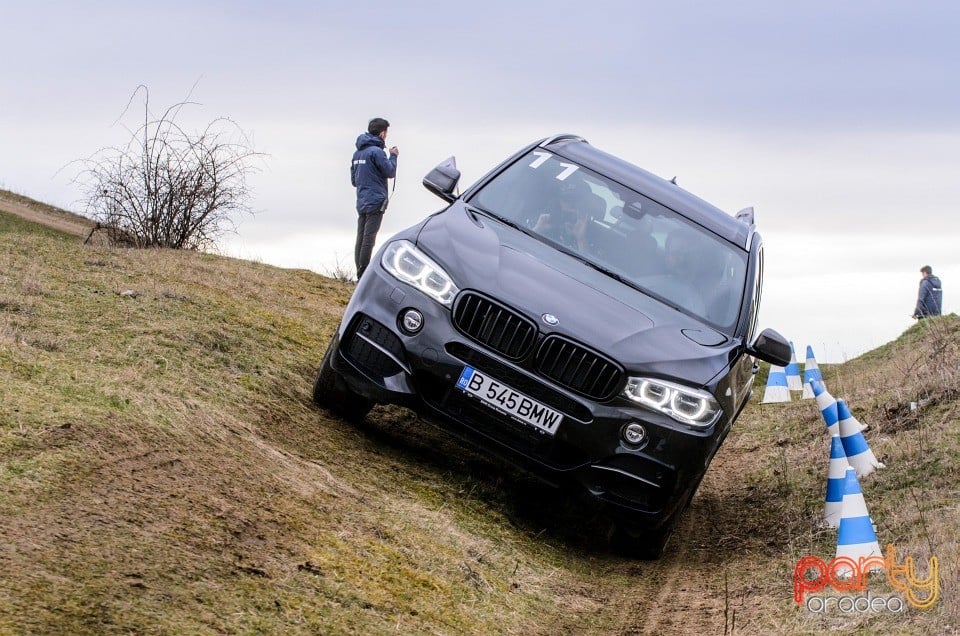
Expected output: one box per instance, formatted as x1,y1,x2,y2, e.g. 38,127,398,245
535,336,624,401
452,292,537,361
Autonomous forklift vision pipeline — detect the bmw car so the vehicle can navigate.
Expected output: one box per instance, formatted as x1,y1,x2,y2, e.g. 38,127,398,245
313,134,790,558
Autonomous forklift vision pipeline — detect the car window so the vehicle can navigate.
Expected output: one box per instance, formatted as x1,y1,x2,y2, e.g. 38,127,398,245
469,150,748,332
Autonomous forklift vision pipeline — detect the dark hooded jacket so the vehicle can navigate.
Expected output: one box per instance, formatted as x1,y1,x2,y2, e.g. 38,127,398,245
351,132,398,213
914,275,943,318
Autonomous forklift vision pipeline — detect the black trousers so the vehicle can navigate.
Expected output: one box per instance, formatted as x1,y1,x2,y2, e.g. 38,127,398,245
354,211,384,279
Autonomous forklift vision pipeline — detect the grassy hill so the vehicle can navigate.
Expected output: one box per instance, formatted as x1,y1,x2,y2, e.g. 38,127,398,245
1,200,957,634
0,188,95,239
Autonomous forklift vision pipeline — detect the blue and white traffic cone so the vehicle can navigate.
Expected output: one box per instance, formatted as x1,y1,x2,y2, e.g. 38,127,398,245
836,397,868,432
834,467,884,578
785,341,802,392
824,434,849,528
838,399,884,476
811,380,839,437
800,346,823,400
762,364,791,403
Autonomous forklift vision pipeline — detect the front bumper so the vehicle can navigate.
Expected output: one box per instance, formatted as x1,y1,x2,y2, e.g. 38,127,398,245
328,262,727,526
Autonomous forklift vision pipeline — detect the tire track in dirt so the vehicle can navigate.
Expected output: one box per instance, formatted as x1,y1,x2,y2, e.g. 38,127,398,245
590,514,695,635
0,194,93,237
634,503,729,636
635,516,692,635
612,444,747,635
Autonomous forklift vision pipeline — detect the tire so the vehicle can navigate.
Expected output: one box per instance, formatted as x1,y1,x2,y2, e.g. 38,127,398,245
312,340,374,422
610,472,703,560
609,520,673,560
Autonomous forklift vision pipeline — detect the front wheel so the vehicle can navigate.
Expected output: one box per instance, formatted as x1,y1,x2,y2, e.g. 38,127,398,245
608,520,673,560
312,340,374,422
610,472,704,559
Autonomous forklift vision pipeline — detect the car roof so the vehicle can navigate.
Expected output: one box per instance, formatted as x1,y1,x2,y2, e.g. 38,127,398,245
542,136,753,249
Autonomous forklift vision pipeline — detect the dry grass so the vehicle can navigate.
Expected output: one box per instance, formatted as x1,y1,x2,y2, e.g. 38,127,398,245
1,204,957,634
0,210,586,634
716,315,960,635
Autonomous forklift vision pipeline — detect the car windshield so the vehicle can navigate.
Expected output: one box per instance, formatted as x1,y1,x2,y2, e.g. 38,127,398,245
468,149,748,332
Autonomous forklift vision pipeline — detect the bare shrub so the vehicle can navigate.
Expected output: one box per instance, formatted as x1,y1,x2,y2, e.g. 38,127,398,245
74,85,263,251
323,254,356,283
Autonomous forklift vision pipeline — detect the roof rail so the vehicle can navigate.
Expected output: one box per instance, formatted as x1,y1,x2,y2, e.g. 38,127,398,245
539,134,588,147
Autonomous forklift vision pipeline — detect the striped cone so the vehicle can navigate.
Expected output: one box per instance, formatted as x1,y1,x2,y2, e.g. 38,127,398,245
762,364,791,403
824,434,849,528
785,342,802,392
811,380,839,437
836,397,868,433
834,467,884,578
800,346,823,399
838,399,884,476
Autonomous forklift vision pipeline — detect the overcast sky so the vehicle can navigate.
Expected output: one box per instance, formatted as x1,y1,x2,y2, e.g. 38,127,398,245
2,1,958,362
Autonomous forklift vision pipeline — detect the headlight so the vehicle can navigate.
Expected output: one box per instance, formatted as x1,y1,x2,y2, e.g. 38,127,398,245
623,377,721,428
381,240,459,306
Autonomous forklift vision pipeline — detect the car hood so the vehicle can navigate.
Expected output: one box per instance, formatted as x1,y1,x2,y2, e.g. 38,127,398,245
416,204,739,386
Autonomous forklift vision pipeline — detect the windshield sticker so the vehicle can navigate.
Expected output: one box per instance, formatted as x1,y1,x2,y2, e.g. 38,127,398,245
555,162,579,181
528,151,580,181
529,151,552,168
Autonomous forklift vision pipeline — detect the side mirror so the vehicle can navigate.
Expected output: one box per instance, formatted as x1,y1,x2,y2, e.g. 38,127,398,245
423,156,460,203
747,328,792,367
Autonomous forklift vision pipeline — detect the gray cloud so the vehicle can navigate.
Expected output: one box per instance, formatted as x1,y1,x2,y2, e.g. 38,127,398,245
3,1,959,360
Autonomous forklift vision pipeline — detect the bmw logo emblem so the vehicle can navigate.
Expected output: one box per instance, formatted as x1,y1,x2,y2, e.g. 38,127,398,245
541,313,559,326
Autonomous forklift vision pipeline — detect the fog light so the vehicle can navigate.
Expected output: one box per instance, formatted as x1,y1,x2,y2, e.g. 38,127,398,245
622,422,647,446
399,308,424,334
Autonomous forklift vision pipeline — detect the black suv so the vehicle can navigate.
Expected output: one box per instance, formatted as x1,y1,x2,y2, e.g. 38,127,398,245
313,135,790,558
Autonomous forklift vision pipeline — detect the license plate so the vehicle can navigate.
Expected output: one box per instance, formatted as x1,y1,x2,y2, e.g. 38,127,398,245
455,366,563,435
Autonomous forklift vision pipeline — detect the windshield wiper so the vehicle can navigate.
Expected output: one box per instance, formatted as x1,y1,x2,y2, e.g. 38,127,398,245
467,205,539,238
564,250,689,311
468,204,654,296
568,252,633,288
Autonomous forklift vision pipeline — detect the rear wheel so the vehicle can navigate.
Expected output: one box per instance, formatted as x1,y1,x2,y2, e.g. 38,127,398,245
312,340,374,422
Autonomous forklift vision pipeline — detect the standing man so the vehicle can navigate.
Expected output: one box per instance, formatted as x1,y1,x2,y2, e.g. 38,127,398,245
351,117,399,280
912,265,943,319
